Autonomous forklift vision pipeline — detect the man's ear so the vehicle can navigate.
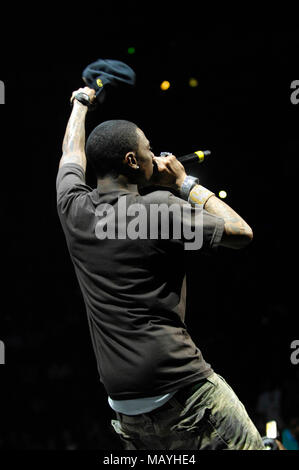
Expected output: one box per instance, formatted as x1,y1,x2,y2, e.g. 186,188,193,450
124,151,139,169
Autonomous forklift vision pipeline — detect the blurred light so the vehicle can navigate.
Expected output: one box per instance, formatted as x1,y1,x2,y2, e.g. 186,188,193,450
189,77,198,88
160,80,171,91
266,421,278,439
219,190,227,199
127,47,135,55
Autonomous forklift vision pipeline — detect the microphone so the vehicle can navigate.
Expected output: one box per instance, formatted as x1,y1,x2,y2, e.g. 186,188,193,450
139,150,211,195
160,150,211,166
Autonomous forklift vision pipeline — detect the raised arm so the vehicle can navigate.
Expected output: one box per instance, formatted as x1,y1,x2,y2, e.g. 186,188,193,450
59,87,96,171
152,154,253,250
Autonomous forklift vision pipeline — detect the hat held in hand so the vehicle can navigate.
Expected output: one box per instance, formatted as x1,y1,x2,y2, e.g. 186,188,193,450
82,58,136,104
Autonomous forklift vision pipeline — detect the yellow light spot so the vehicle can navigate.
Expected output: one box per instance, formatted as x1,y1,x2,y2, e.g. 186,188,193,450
189,77,198,88
160,80,171,91
219,190,227,199
96,78,103,87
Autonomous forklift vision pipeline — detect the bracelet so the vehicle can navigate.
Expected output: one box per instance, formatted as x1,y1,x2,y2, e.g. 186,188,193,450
71,92,97,111
188,184,215,207
180,175,199,200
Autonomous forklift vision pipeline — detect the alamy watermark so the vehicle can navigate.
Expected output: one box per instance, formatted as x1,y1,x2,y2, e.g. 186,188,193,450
290,80,299,105
0,340,5,364
290,339,299,365
94,196,204,250
0,80,4,104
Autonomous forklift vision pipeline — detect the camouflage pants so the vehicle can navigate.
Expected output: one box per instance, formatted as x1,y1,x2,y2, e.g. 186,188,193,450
111,372,265,450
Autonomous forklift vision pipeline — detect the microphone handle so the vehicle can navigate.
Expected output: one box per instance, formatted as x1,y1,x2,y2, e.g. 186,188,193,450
160,150,211,165
179,150,211,165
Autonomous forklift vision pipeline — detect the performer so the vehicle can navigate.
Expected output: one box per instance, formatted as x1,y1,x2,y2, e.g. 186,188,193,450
56,87,264,450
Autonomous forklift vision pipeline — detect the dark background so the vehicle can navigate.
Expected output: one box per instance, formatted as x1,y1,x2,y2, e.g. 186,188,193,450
0,10,298,450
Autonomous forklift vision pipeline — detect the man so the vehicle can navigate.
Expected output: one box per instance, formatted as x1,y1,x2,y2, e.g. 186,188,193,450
56,86,264,450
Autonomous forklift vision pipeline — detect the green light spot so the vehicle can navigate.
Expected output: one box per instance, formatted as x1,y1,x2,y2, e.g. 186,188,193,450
127,47,135,55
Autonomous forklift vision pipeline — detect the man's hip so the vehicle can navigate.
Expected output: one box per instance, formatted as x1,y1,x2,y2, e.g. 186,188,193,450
111,372,265,450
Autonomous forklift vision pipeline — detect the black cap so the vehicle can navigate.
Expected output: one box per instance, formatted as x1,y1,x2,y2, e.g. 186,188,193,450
82,58,136,103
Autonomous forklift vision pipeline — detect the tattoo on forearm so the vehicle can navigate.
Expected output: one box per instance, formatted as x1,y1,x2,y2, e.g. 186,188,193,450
204,195,252,237
60,103,87,169
189,185,214,206
62,105,87,154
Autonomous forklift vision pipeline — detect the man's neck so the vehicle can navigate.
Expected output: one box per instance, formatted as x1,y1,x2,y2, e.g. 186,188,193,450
97,174,138,193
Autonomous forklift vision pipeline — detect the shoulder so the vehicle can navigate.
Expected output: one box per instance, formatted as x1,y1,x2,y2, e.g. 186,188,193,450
56,162,93,210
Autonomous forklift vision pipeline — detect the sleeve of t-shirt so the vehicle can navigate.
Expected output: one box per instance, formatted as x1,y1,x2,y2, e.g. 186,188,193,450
56,163,92,212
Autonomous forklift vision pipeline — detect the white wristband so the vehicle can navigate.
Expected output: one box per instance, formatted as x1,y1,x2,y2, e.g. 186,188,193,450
180,176,199,200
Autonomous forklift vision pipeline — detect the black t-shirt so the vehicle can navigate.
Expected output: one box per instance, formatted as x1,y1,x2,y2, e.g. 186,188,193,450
56,163,225,399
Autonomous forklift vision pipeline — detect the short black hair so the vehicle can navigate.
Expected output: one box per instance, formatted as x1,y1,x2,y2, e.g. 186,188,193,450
85,119,139,177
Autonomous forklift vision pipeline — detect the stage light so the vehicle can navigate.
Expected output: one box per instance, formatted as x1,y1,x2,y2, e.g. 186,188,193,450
160,80,171,91
219,190,227,199
189,77,198,88
127,47,135,55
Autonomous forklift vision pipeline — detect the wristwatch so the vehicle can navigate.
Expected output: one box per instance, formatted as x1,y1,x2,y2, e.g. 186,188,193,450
180,175,199,200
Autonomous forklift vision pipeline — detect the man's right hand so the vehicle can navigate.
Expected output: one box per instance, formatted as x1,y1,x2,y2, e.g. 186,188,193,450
151,154,187,191
70,86,96,106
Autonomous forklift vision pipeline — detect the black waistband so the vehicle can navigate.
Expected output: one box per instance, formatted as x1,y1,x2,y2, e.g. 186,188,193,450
146,379,207,417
